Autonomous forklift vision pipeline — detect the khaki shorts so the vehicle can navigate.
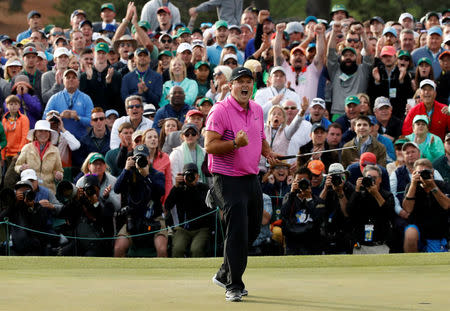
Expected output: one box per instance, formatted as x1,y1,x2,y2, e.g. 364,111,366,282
117,216,168,240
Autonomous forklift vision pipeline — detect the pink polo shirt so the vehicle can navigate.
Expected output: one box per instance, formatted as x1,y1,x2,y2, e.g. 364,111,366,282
206,95,266,176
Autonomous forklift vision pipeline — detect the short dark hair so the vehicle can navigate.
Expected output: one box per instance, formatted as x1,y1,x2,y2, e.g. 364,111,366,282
355,115,371,125
295,166,312,180
118,122,133,133
328,122,343,133
80,48,93,57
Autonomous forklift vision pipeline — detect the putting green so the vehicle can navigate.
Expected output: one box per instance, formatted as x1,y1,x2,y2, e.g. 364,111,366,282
0,253,449,310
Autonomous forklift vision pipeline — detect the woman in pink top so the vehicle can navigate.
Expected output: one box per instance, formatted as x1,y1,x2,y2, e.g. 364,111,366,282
143,128,172,204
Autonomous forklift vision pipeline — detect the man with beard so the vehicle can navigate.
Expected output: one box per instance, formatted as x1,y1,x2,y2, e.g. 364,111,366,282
368,45,413,118
327,22,373,118
274,22,325,103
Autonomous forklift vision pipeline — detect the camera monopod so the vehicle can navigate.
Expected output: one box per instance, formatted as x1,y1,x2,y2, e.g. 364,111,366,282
276,145,357,160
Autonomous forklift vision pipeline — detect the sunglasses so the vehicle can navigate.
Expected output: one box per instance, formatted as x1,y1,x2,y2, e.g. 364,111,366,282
346,38,360,43
283,106,298,111
127,104,143,109
161,39,172,43
225,61,237,65
92,117,106,122
184,131,198,137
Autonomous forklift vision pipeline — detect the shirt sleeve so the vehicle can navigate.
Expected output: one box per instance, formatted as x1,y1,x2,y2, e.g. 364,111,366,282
205,105,225,136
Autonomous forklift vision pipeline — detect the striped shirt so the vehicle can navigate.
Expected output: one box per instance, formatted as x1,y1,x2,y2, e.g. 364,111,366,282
206,95,265,176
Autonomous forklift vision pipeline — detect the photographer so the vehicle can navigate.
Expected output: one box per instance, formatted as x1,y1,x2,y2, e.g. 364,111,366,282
164,163,213,257
281,167,327,255
57,175,115,256
319,163,354,254
346,165,395,254
113,144,166,257
0,180,53,255
403,159,450,253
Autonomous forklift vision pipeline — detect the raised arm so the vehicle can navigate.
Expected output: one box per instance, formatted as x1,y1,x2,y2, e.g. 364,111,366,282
274,23,286,66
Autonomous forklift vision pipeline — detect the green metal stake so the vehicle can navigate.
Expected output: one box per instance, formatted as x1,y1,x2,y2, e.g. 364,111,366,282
4,218,10,256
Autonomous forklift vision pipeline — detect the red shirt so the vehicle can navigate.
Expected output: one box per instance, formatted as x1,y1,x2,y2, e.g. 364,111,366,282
402,100,450,141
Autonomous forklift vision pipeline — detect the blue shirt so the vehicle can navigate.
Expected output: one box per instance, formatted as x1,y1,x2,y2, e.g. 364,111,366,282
44,89,94,139
207,43,244,66
411,46,445,80
377,134,396,163
152,103,193,134
16,29,32,43
121,67,163,108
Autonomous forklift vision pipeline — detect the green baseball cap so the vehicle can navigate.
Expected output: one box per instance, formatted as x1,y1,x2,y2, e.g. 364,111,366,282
158,50,173,59
397,50,411,59
95,42,110,53
44,24,55,35
194,61,210,70
176,27,191,38
131,21,151,34
413,114,429,125
345,95,360,106
198,97,214,106
417,57,431,66
331,4,348,13
341,47,356,55
215,20,228,29
89,153,106,164
101,3,115,12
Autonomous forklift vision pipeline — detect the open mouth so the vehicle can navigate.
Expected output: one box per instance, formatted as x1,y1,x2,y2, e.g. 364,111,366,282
241,89,249,96
272,118,280,127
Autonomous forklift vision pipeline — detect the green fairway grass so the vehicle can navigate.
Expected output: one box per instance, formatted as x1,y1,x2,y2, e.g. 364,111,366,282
0,253,449,310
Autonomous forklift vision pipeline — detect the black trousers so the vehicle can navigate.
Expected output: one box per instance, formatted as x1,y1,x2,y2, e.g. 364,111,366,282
213,173,263,291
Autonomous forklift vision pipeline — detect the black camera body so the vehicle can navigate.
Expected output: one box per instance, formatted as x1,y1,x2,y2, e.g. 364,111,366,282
420,169,432,180
49,116,60,124
23,189,36,202
133,155,148,168
294,178,311,193
183,170,197,184
362,176,375,188
331,174,343,187
83,185,97,197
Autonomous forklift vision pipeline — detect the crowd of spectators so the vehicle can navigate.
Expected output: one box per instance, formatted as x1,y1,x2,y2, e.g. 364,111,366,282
0,1,449,257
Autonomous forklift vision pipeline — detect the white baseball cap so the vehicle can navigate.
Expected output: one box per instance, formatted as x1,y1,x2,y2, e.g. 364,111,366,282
270,66,286,75
419,79,436,90
223,53,238,62
54,47,71,58
36,51,47,60
176,42,192,54
310,98,326,109
398,13,414,23
20,169,38,181
374,96,392,110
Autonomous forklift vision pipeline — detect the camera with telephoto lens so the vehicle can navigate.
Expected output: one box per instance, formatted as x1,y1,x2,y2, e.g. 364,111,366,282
133,155,148,168
83,185,97,197
420,169,432,180
293,178,311,194
183,170,196,184
362,176,375,188
331,174,343,187
23,189,36,202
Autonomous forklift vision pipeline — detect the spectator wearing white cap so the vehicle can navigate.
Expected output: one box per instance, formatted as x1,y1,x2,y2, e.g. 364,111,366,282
41,47,72,104
285,22,304,45
403,79,450,141
36,51,48,73
43,69,94,140
254,66,300,121
105,109,119,131
399,13,415,30
373,96,402,141
162,43,197,82
305,98,332,129
20,168,63,214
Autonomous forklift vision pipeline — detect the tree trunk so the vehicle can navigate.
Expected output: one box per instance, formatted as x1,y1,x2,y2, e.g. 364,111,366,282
306,0,331,19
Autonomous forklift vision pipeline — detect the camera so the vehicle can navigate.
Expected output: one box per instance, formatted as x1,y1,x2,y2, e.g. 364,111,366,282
331,174,343,187
361,176,375,188
83,185,97,197
49,116,60,124
298,178,310,191
133,155,148,168
23,189,36,202
420,169,432,180
183,170,196,184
